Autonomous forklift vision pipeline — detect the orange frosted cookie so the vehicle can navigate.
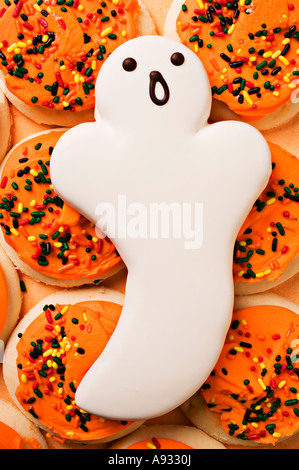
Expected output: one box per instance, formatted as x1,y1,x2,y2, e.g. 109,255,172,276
0,130,123,286
0,398,48,448
165,0,299,130
0,0,155,125
182,294,299,447
233,143,299,295
110,424,226,449
0,87,11,162
3,288,143,443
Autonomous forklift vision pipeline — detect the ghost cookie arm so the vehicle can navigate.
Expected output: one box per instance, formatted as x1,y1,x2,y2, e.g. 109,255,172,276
196,121,271,227
51,121,117,224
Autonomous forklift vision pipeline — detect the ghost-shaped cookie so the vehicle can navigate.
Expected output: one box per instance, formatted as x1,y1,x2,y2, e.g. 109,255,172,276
51,36,271,421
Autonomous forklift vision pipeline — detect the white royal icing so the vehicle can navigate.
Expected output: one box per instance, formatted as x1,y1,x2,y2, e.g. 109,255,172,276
51,36,271,420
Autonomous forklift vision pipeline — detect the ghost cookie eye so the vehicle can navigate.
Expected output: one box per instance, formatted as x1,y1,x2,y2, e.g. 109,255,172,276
122,57,137,72
170,52,185,66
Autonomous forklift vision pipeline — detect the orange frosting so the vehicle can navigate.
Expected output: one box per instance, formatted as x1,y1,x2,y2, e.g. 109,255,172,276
15,299,136,441
234,143,299,284
201,305,299,445
0,421,23,449
0,0,139,112
0,130,122,280
128,438,193,449
177,0,299,120
0,263,8,336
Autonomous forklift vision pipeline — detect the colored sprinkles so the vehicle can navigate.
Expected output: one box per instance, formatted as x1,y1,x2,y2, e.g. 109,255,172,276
201,305,299,445
0,0,139,112
233,144,299,284
15,300,130,440
0,131,121,280
177,0,299,119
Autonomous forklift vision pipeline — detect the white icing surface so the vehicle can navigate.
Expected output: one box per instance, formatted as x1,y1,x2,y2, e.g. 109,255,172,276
51,36,271,420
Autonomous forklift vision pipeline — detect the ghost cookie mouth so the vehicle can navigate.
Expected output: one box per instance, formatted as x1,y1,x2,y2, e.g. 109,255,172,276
149,71,170,106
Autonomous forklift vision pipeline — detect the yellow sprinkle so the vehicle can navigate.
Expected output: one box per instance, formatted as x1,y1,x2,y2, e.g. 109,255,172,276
62,101,69,108
278,380,286,389
146,443,157,449
17,42,26,48
249,56,257,62
121,30,127,37
43,349,53,357
74,343,79,348
273,91,280,96
74,74,80,84
258,378,266,390
58,226,64,233
102,38,107,44
52,362,58,370
243,90,253,105
17,203,23,213
112,0,119,4
263,51,272,58
263,269,272,275
239,241,246,246
238,271,244,277
251,423,259,429
0,43,3,49
240,0,245,5
61,306,69,315
49,376,56,382
54,325,61,333
91,60,97,70
27,40,32,45
266,197,276,205
66,405,73,410
255,405,262,410
234,347,244,353
241,319,247,326
80,76,85,83
266,227,272,233
256,272,264,278
194,43,199,53
7,43,17,53
28,236,36,242
227,24,235,35
78,4,84,11
66,432,74,436
272,50,281,59
288,83,296,89
283,76,291,83
101,27,113,37
54,242,62,248
279,55,289,66
21,374,27,383
42,35,49,43
83,312,88,322
34,3,42,12
253,357,259,363
10,228,19,236
260,362,266,369
273,432,281,438
60,65,66,71
282,38,290,45
58,388,63,395
196,0,204,8
30,169,38,177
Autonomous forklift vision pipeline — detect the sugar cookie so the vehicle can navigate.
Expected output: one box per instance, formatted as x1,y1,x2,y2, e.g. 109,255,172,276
3,287,144,444
0,0,156,126
164,0,299,131
110,424,225,449
0,129,124,287
0,398,48,449
234,142,299,295
182,293,299,446
51,35,271,420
